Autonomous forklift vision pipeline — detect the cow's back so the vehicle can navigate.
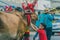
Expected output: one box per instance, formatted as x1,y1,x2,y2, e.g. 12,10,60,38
0,12,20,38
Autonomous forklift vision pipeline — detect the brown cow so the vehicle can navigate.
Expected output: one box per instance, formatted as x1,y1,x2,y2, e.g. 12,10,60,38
0,10,37,40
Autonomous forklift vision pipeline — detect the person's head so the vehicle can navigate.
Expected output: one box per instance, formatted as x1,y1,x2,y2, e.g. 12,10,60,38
44,8,49,13
50,9,56,14
39,23,46,29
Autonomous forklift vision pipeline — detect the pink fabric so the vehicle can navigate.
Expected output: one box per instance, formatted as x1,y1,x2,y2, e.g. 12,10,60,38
37,29,47,40
5,6,12,12
9,6,13,11
5,6,9,12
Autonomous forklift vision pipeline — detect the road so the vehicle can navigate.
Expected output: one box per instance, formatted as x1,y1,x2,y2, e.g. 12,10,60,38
30,32,60,40
0,32,60,40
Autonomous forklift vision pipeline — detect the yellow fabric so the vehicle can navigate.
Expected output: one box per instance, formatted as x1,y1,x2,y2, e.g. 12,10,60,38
25,26,30,32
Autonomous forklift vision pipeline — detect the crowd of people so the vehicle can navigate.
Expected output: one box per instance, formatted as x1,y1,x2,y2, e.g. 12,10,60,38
33,8,55,40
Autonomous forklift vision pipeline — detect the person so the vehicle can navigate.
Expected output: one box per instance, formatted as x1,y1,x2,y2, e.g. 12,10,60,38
41,8,54,40
31,23,47,40
49,9,56,35
22,0,38,40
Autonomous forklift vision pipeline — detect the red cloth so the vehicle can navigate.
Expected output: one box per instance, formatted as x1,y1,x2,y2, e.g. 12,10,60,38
25,32,30,34
9,6,13,11
37,29,47,40
5,6,9,12
26,14,31,26
24,32,30,40
22,2,37,13
22,3,33,26
5,6,12,12
22,1,37,26
28,3,34,12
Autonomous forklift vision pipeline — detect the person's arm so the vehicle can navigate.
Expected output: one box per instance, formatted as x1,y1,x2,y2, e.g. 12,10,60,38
31,23,38,31
48,14,54,21
32,0,38,7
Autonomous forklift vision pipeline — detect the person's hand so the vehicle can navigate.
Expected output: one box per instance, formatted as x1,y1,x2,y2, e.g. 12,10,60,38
31,23,38,31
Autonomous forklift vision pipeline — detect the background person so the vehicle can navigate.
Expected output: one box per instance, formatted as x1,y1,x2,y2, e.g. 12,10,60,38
43,9,55,40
